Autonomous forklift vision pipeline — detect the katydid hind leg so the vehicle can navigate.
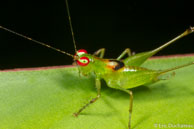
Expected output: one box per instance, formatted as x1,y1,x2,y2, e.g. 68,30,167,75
118,88,133,129
127,90,133,129
93,48,105,58
117,48,132,60
123,27,194,67
159,61,194,75
73,78,101,117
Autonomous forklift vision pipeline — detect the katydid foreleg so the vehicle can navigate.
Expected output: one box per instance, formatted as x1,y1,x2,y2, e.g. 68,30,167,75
73,78,101,117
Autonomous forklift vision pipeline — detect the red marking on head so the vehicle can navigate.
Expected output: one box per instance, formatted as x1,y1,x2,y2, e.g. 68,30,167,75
77,57,90,66
75,49,88,57
78,49,87,53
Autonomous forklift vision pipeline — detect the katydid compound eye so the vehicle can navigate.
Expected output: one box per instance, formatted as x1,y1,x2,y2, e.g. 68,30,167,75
75,49,88,57
77,57,89,66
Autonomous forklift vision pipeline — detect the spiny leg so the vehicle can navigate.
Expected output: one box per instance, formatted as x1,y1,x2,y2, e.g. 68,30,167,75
93,48,105,58
73,78,101,117
117,48,132,60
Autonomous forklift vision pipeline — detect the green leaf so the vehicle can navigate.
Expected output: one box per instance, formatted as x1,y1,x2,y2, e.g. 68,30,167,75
0,56,194,129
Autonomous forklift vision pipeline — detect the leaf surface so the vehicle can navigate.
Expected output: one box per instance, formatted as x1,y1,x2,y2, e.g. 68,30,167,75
0,56,194,129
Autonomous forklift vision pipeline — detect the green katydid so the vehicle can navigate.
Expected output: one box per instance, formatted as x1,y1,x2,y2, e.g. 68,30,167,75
0,0,194,128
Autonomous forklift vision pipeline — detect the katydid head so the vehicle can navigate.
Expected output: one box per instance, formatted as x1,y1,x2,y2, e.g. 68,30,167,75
73,49,94,76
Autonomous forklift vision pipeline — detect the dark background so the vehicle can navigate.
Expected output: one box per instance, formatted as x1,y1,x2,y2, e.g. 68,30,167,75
0,0,194,69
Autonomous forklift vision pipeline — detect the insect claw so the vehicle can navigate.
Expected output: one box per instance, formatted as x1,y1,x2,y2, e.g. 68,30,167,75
73,113,79,117
182,26,194,36
72,61,77,66
190,26,194,32
132,52,136,55
187,26,194,33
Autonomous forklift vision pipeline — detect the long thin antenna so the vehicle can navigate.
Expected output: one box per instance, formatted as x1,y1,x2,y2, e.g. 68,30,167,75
0,25,74,58
65,0,77,53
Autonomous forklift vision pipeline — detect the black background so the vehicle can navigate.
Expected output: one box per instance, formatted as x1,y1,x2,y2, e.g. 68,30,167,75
0,0,194,69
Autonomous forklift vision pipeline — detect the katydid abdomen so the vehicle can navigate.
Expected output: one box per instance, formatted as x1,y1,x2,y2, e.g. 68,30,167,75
102,66,159,89
102,61,194,90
